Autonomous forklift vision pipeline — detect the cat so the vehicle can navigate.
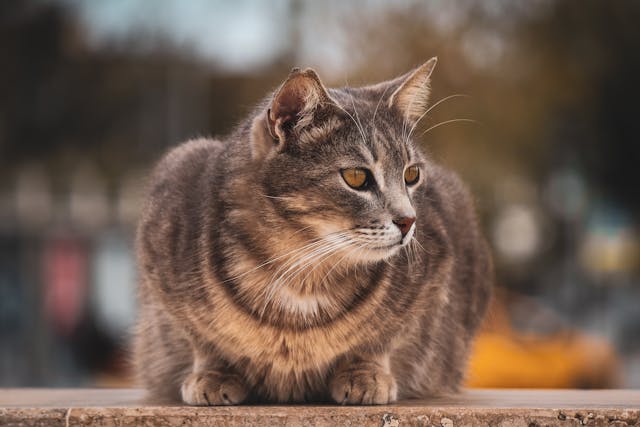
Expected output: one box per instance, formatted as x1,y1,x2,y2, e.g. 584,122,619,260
133,57,492,405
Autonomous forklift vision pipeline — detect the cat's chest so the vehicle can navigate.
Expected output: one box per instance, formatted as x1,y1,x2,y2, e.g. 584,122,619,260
230,257,349,321
216,310,359,372
194,288,385,372
193,256,395,372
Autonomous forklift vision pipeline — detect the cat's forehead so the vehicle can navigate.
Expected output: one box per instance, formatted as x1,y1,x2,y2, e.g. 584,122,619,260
327,88,416,165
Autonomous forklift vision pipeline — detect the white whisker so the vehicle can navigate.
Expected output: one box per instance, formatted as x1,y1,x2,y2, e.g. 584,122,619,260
299,238,353,290
418,118,481,139
257,232,351,317
371,84,392,126
259,193,291,200
282,238,349,289
332,101,368,145
412,236,431,258
406,94,470,142
218,235,328,286
345,83,367,141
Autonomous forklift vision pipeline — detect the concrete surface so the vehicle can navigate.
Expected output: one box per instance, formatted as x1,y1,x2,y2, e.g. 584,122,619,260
0,388,638,426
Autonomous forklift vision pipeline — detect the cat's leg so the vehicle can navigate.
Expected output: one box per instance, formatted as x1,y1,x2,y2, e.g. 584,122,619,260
329,353,398,405
180,347,249,406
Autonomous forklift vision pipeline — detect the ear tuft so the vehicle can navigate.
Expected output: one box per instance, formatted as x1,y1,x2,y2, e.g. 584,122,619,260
389,57,437,125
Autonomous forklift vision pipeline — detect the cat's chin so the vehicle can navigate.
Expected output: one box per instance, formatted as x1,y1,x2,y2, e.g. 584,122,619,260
346,225,416,263
349,244,404,263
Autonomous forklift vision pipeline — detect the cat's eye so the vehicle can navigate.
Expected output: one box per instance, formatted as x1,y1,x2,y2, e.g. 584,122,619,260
341,168,369,189
404,165,420,185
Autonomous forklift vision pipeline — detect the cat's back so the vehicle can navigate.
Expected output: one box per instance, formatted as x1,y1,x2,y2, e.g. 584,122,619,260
422,162,492,336
418,163,485,249
424,163,473,216
136,138,226,293
140,137,228,224
147,137,224,196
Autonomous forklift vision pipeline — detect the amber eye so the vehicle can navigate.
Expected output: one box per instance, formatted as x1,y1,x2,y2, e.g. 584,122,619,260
404,165,420,185
341,168,369,189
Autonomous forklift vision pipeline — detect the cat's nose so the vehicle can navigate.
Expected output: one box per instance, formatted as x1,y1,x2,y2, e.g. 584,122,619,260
393,216,416,237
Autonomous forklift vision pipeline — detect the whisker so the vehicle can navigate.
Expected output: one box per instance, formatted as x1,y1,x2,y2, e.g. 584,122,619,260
284,238,349,289
332,101,368,145
411,236,431,257
258,233,351,316
409,238,421,265
290,224,314,238
371,84,392,126
278,234,348,280
402,244,413,267
300,238,354,289
401,110,410,151
218,235,328,286
259,242,345,318
347,87,367,141
266,235,347,291
418,118,481,139
224,230,346,300
406,94,470,142
315,238,362,288
259,193,290,200
400,69,433,146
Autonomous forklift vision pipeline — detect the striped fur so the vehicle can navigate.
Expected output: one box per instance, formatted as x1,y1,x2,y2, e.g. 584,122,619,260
133,60,492,405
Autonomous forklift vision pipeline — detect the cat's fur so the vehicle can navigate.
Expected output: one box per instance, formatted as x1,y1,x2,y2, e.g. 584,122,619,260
133,58,492,405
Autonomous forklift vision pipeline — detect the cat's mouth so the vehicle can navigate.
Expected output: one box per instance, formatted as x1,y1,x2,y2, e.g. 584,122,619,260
341,223,416,262
369,243,402,251
371,235,412,251
401,228,415,246
362,234,413,259
351,244,401,263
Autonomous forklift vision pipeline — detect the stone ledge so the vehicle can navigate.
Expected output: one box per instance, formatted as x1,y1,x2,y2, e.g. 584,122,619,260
1,389,638,426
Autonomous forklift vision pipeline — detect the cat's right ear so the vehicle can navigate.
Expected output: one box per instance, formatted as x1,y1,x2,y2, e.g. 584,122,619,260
251,68,336,158
388,57,437,126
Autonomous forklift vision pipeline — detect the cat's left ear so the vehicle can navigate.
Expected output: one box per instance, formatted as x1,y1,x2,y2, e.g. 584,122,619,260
388,57,437,125
267,68,337,150
251,68,336,160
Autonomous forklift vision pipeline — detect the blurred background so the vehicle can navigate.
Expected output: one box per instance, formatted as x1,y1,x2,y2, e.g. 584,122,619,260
1,0,639,389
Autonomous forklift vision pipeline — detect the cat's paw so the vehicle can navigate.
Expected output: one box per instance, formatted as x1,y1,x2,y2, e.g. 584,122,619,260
180,371,248,406
329,361,398,405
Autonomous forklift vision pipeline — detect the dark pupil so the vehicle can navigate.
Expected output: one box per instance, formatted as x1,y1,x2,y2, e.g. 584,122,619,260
406,168,418,182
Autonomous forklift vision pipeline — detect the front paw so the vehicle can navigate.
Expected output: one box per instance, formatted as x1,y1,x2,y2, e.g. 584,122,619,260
180,371,248,406
329,361,398,405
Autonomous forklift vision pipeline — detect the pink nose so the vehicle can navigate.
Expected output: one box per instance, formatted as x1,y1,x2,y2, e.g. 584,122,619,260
393,217,416,237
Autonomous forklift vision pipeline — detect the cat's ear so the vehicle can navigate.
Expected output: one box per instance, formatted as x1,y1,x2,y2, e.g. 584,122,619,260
388,57,437,125
266,68,336,150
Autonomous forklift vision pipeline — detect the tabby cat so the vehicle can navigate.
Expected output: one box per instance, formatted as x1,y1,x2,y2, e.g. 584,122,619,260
134,58,492,405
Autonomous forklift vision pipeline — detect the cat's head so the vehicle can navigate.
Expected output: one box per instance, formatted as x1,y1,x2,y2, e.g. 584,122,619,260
250,59,437,263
